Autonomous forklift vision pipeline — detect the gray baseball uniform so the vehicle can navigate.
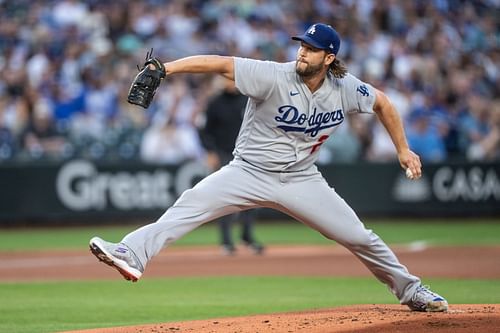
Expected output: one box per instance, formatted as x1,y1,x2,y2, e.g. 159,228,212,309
122,57,421,304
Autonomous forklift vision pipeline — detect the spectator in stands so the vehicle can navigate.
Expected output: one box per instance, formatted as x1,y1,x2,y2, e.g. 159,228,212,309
406,109,447,162
140,112,204,165
0,99,16,160
461,93,493,156
0,0,497,163
20,93,70,160
466,99,500,161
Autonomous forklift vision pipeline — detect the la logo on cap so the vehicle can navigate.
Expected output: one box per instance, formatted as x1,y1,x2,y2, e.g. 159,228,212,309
292,22,341,55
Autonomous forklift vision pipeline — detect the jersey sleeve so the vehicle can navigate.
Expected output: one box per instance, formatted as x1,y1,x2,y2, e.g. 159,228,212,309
340,73,376,114
234,57,276,101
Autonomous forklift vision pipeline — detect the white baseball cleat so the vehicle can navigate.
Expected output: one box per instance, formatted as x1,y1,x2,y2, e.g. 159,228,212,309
89,237,144,282
407,285,448,312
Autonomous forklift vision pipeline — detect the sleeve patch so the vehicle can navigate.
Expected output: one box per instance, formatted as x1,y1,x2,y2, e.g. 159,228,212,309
356,84,370,97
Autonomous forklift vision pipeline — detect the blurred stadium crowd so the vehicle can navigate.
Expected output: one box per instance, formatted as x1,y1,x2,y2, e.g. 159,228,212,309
0,0,498,164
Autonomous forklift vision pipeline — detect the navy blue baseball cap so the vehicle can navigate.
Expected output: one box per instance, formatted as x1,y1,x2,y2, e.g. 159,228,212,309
292,23,341,55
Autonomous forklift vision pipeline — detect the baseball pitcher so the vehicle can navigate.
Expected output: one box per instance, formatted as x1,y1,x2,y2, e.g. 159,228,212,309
91,23,448,312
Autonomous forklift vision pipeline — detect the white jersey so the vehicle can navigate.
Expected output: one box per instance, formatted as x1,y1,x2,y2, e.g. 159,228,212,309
233,57,376,172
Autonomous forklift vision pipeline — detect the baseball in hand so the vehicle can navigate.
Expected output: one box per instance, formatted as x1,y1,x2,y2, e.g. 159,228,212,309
405,168,414,179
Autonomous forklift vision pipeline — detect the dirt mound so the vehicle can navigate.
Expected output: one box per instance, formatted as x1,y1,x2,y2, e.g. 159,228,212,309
60,304,500,333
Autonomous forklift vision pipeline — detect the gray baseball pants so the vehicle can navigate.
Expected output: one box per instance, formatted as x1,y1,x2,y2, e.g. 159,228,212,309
122,158,420,304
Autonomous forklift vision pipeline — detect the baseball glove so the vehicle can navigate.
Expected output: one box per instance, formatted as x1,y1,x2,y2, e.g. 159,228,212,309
127,49,166,109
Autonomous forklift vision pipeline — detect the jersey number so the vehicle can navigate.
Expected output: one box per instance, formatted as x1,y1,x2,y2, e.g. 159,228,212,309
310,135,329,154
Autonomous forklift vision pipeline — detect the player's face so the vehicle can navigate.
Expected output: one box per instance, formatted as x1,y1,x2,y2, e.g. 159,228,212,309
295,42,332,77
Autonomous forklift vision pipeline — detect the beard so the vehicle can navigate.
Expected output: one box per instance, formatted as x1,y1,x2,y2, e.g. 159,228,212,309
295,60,324,78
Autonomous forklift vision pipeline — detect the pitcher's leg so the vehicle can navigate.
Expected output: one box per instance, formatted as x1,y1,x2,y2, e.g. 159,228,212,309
122,164,258,267
276,175,420,304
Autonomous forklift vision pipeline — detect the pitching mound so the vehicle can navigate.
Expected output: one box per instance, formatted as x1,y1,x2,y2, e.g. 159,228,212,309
61,304,499,333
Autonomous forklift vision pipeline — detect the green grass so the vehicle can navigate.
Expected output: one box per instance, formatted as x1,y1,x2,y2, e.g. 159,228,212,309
0,277,499,333
363,219,500,246
0,219,498,333
0,218,498,251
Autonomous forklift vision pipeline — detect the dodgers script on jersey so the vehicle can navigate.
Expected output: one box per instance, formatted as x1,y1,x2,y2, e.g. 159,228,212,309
233,57,376,172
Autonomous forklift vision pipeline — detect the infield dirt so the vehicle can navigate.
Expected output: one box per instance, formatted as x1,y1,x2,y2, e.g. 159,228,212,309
61,304,500,333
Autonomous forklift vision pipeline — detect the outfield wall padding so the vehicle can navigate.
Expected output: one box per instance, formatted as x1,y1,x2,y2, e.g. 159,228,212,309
0,159,498,223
